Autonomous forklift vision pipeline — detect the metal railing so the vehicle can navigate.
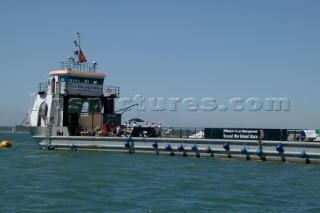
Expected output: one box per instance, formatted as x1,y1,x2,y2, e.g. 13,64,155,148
60,61,97,72
55,125,319,141
128,127,205,138
103,86,120,98
156,127,205,138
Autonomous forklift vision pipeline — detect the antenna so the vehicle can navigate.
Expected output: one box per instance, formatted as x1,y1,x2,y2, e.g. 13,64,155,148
76,32,81,47
74,32,87,63
74,32,80,60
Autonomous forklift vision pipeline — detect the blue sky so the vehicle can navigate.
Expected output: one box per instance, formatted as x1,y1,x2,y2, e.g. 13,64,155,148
0,0,319,128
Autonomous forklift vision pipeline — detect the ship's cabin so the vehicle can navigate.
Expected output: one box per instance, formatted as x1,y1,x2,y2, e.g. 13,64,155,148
36,59,121,136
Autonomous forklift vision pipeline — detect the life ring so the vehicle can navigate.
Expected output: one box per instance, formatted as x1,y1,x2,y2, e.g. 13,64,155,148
107,87,112,94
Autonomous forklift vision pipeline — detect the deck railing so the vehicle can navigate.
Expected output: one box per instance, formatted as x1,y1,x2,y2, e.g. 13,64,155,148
156,127,205,138
103,85,120,97
64,125,313,142
60,61,97,72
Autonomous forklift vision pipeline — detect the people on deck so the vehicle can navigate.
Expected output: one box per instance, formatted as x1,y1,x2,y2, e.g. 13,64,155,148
116,126,122,137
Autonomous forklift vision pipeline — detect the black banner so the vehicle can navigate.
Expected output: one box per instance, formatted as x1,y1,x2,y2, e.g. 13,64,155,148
204,128,287,141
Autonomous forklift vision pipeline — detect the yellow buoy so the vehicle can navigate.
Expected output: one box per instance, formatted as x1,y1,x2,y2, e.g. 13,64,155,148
0,140,12,148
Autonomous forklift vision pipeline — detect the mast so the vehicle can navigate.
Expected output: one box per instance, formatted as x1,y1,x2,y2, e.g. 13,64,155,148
74,32,87,64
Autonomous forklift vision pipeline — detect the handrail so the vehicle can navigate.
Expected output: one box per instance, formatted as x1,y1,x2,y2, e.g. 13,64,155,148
60,61,97,72
103,85,120,97
60,124,316,141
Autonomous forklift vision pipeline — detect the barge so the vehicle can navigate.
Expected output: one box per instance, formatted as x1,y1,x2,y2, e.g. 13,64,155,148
26,33,320,164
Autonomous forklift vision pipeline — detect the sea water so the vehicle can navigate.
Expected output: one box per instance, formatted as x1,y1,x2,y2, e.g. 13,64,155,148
1,133,320,212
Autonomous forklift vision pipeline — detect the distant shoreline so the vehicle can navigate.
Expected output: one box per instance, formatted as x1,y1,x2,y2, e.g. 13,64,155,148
0,131,29,133
0,125,28,133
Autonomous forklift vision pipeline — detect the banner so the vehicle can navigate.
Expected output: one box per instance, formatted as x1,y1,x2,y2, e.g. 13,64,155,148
204,128,288,141
67,83,103,96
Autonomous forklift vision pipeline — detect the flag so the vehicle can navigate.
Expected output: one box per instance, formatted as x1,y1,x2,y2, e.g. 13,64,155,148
79,48,87,63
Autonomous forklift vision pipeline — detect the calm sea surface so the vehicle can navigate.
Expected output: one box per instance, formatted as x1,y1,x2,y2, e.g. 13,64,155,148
1,133,320,212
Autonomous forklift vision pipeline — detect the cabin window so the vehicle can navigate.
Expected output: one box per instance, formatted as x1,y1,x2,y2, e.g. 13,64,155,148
66,76,103,84
74,77,80,83
93,79,103,84
78,77,89,83
92,78,103,84
68,76,81,83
